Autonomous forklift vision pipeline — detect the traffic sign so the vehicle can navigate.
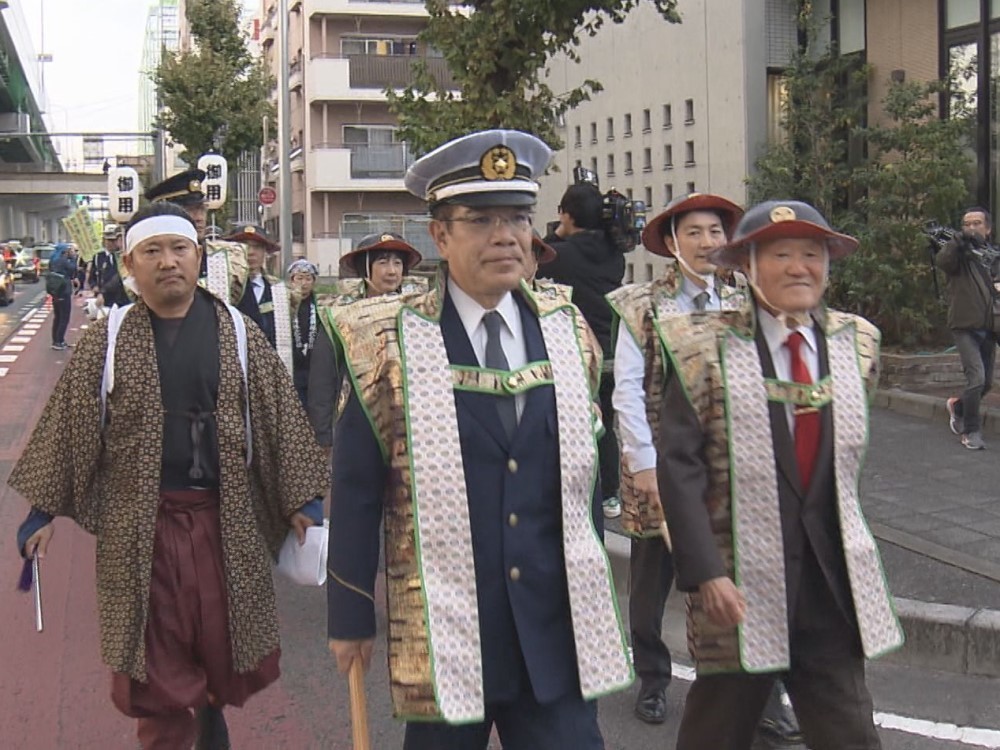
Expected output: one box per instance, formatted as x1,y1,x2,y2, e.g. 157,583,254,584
259,186,277,206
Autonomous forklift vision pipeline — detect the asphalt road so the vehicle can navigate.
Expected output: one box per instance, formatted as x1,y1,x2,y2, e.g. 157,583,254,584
0,294,999,749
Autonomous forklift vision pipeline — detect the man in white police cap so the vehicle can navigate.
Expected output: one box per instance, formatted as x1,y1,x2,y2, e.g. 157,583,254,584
326,130,631,748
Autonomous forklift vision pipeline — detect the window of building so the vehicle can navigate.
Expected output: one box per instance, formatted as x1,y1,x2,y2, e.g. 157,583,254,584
624,113,632,136
645,263,654,281
838,0,866,54
574,125,582,147
643,108,652,132
626,263,635,283
607,117,615,140
590,122,598,144
575,159,582,168
767,73,789,144
685,140,695,166
946,0,979,28
664,144,673,168
292,211,305,243
684,98,695,124
663,104,672,129
341,36,418,56
664,183,673,204
627,187,634,199
624,151,633,174
607,154,615,176
644,186,653,207
686,181,696,194
642,147,652,172
343,125,410,178
591,156,598,174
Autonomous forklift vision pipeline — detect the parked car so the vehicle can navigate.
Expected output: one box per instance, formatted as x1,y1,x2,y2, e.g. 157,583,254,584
0,265,16,305
12,249,39,282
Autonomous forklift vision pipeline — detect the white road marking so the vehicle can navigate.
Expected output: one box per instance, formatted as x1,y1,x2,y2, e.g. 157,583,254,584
0,355,16,362
670,663,1000,746
11,336,31,342
3,345,24,352
0,368,9,377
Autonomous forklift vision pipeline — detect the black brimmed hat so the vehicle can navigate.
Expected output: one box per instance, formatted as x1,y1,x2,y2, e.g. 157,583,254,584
711,200,858,268
144,168,207,207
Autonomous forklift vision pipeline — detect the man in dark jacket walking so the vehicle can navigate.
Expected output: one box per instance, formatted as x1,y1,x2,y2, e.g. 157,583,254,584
938,207,1000,450
542,182,625,518
48,243,77,350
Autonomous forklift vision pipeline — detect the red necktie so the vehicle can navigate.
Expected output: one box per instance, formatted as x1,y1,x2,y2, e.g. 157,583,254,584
785,331,820,490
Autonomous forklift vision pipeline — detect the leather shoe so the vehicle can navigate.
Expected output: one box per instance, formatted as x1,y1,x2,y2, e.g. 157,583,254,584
195,704,231,750
634,685,668,724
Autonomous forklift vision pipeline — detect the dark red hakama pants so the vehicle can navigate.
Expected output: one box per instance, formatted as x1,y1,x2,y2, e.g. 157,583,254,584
111,489,280,749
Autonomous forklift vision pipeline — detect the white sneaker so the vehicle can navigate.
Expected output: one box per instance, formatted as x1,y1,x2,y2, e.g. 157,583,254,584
602,496,622,519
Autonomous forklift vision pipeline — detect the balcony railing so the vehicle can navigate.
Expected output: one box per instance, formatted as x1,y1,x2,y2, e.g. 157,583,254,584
333,215,438,260
348,143,414,178
311,54,455,90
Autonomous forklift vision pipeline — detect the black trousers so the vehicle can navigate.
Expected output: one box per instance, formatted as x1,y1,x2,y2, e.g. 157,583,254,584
629,536,674,690
403,691,602,750
597,371,619,499
51,295,71,345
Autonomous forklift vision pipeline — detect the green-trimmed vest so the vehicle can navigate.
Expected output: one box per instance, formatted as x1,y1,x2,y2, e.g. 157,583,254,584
655,305,904,673
606,262,749,535
329,278,631,721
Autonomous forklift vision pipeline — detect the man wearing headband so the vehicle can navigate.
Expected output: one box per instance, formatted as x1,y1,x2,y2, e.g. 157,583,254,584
655,200,903,749
12,202,327,749
287,257,320,406
326,130,630,747
306,233,423,454
230,223,295,373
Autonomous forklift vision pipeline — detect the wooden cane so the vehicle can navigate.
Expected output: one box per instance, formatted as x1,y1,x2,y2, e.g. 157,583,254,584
348,658,371,750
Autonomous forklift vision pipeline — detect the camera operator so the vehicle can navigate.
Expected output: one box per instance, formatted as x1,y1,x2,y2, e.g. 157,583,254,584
542,182,624,518
938,207,1000,450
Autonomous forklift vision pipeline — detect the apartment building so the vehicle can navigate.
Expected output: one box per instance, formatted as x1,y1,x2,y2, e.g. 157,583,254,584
537,0,868,283
258,0,451,271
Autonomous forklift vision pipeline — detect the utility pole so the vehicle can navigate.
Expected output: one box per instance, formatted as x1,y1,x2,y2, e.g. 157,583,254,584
278,0,293,270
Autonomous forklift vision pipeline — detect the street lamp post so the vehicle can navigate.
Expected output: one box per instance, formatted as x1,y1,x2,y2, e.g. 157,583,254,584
278,0,293,270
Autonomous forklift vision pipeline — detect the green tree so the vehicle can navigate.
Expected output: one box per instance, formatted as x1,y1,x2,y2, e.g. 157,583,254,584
153,0,274,166
748,25,975,346
388,0,681,154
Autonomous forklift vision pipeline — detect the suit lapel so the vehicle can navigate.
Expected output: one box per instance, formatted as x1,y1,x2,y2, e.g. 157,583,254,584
440,293,509,450
511,295,549,444
803,329,834,504
754,324,803,498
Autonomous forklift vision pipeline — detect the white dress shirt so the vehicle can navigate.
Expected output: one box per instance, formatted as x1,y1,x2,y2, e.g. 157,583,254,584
250,272,265,303
756,308,820,435
448,278,528,420
613,275,720,473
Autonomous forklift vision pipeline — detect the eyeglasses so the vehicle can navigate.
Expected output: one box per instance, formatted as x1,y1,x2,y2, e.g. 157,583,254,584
447,212,534,234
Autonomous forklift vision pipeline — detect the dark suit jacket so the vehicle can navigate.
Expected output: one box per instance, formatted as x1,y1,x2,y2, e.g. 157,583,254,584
327,291,602,705
237,276,276,346
657,317,857,632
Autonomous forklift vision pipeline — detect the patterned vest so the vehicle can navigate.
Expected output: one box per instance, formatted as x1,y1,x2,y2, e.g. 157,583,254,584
606,262,749,535
330,278,632,722
656,305,904,673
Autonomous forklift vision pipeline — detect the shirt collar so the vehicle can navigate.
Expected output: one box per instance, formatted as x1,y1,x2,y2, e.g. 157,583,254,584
447,277,518,337
679,272,715,303
757,307,817,355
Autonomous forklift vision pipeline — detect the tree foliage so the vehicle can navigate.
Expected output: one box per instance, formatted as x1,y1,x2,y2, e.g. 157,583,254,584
388,0,681,154
748,24,975,347
153,0,274,166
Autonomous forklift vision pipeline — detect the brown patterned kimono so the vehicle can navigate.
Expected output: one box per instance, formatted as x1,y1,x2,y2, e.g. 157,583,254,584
8,293,328,681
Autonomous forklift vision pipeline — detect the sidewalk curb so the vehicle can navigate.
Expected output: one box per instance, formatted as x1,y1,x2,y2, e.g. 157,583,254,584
605,530,1000,678
874,388,1000,436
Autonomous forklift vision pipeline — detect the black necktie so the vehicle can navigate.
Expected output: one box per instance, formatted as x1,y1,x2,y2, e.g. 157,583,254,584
693,291,710,311
483,311,518,439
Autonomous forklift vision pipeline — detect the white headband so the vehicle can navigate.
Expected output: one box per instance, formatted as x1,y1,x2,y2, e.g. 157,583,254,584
125,216,198,255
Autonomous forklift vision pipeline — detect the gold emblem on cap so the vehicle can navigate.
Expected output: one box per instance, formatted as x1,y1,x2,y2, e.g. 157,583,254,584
481,146,517,181
380,234,394,242
189,180,201,192
245,226,256,234
770,206,796,223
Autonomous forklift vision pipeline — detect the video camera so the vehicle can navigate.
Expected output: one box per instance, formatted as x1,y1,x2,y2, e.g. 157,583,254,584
572,166,646,253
